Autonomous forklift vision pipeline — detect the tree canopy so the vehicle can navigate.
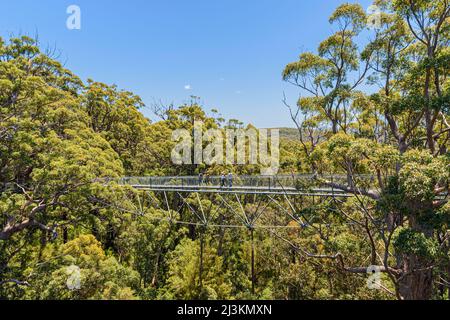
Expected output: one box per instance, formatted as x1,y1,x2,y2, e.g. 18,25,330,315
1,0,449,301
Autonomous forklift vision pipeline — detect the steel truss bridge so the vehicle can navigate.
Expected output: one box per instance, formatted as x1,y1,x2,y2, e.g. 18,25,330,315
105,174,374,294
118,174,362,196
103,174,447,294
109,174,371,230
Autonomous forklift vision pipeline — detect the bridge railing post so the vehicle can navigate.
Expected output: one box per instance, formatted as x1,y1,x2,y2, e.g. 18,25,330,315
331,174,334,196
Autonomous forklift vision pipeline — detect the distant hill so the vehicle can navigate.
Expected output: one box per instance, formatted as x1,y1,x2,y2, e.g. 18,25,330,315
264,127,299,141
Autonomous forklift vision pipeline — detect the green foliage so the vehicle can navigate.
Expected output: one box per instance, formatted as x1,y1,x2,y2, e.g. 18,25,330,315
159,238,232,300
83,81,148,172
399,150,449,203
1,0,449,301
24,235,139,300
329,3,367,33
394,228,439,260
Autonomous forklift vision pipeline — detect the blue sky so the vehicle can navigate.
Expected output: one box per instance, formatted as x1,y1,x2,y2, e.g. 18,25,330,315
1,0,372,127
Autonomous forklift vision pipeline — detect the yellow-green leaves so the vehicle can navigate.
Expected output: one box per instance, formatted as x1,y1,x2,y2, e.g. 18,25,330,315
329,3,366,33
83,81,149,173
26,235,140,300
394,227,439,260
313,133,372,173
399,150,449,202
283,52,329,81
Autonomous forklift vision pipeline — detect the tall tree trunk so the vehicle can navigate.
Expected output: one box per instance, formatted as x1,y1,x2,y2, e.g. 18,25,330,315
199,232,204,290
398,258,433,300
217,214,225,256
397,213,435,300
251,228,256,295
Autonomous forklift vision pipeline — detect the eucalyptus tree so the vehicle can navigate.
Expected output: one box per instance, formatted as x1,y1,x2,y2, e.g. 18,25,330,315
283,3,369,138
283,0,449,300
0,36,130,295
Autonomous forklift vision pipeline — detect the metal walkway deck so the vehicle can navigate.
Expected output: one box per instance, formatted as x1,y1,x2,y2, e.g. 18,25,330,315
117,174,369,197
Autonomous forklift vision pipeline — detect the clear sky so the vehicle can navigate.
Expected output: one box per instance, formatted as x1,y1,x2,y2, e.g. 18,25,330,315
1,0,372,128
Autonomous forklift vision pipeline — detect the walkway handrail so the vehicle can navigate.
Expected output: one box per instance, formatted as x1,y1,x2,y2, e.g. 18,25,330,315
112,174,375,192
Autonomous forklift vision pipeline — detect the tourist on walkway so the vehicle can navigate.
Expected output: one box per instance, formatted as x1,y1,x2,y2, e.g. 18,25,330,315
228,172,233,188
220,173,226,188
198,172,204,185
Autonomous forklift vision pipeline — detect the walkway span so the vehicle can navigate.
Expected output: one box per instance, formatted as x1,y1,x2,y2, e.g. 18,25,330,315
117,175,371,197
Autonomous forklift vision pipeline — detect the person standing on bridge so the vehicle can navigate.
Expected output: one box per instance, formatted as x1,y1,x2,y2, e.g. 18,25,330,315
220,173,226,188
198,172,204,186
228,172,233,188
